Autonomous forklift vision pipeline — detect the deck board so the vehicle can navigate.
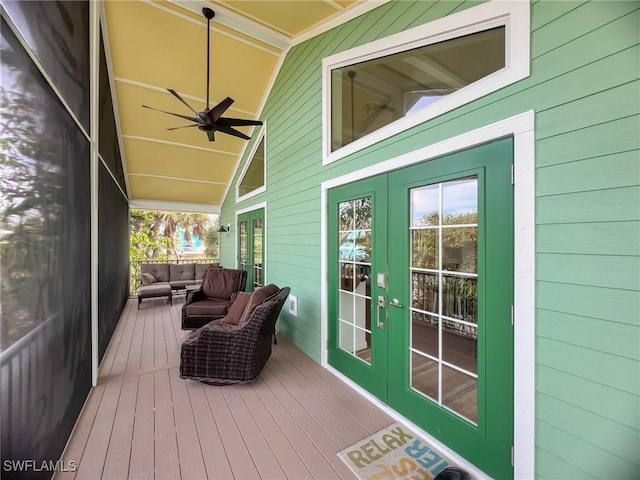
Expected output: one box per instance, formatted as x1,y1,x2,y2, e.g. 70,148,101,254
102,376,137,479
62,297,395,479
236,383,314,480
222,386,287,479
128,373,154,480
154,369,181,479
185,380,235,480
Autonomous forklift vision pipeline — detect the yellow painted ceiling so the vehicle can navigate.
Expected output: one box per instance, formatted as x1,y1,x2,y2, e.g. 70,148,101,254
103,0,366,211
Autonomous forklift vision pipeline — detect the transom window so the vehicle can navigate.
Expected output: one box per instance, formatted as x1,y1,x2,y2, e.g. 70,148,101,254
331,27,505,151
322,1,530,165
237,131,266,201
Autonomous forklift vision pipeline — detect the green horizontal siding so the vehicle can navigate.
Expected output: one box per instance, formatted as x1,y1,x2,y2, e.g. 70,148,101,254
537,281,639,325
537,393,640,466
537,309,640,360
537,187,640,223
536,115,640,168
537,421,639,479
537,151,640,195
537,222,640,255
537,365,640,428
537,253,640,290
220,1,640,477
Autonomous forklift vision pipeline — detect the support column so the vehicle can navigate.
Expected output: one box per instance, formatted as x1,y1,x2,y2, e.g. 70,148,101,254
89,0,100,387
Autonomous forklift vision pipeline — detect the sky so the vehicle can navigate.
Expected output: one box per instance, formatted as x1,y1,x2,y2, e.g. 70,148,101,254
411,177,477,226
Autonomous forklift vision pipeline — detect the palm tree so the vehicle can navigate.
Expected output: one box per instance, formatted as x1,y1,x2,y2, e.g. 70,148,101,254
149,211,210,259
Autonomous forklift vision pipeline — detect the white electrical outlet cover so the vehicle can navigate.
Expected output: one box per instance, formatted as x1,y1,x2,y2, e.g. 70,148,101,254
289,295,298,316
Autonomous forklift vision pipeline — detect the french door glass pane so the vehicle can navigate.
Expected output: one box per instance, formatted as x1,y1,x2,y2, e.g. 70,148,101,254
239,221,248,271
409,177,479,424
253,218,263,288
338,198,372,365
442,365,478,424
411,352,438,401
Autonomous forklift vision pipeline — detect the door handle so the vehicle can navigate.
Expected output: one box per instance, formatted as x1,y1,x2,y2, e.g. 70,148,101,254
389,298,403,308
376,295,385,330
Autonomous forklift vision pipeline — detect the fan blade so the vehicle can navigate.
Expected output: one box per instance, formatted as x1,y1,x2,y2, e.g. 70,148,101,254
167,124,200,131
207,131,215,142
167,89,198,114
207,97,234,123
217,117,263,127
142,105,197,123
217,125,250,141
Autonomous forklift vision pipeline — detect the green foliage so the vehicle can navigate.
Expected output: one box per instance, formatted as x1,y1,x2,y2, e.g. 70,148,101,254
204,217,220,258
129,210,171,262
129,210,215,261
129,210,218,292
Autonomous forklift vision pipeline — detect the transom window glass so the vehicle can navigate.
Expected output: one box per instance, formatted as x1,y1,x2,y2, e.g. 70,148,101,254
331,27,505,151
238,136,265,199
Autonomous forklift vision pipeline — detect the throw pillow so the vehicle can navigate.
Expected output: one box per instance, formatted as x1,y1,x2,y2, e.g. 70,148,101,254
141,272,157,286
221,292,252,326
238,284,280,326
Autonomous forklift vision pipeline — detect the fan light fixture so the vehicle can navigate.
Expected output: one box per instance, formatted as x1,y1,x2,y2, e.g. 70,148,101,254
142,8,263,142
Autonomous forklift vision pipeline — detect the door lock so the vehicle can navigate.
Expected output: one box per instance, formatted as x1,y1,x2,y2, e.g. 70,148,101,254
377,295,386,308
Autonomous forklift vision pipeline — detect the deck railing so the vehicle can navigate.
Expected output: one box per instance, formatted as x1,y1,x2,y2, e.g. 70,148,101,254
130,258,220,295
1,313,59,463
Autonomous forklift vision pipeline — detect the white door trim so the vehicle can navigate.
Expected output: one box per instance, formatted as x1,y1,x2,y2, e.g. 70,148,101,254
320,110,535,479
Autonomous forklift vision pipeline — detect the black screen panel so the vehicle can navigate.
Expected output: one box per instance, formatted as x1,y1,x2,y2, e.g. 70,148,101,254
1,16,91,478
98,162,129,361
99,28,127,194
1,1,90,131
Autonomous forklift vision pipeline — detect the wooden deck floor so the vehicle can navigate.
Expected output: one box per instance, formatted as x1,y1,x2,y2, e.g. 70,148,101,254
58,296,394,479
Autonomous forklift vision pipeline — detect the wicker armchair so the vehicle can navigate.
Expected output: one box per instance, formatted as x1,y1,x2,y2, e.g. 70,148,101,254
180,286,290,385
181,268,247,330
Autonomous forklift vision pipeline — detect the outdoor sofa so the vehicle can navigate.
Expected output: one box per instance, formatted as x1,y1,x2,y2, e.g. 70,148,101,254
137,262,220,308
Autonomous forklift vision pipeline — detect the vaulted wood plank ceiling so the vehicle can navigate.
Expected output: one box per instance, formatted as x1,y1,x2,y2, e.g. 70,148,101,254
103,0,378,212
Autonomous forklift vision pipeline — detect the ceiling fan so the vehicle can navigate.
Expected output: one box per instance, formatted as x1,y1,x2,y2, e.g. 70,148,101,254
142,7,262,142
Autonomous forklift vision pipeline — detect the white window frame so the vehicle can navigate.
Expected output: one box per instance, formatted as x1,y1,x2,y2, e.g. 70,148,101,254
236,125,267,202
322,0,530,165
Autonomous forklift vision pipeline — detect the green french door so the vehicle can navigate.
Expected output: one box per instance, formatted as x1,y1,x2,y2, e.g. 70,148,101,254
237,208,264,292
328,139,514,479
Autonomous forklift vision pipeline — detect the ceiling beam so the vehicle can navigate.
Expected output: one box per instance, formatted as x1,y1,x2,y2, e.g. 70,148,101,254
114,78,257,117
122,135,238,156
293,0,391,46
168,0,291,50
130,199,220,214
129,173,227,186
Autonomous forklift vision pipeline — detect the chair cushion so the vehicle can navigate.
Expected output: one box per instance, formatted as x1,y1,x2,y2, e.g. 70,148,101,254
170,279,196,289
170,263,195,281
202,269,244,299
184,298,230,317
141,272,156,286
195,263,219,280
221,292,252,326
141,263,170,282
238,284,280,326
139,283,171,298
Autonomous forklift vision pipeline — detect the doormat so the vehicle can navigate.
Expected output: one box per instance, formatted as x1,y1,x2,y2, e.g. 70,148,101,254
338,421,473,480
